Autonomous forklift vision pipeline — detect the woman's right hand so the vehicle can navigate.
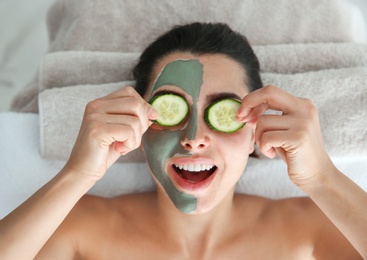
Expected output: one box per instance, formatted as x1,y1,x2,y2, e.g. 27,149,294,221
64,87,158,181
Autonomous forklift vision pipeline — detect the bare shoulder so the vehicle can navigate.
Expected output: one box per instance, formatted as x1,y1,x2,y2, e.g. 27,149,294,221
272,197,360,258
71,191,156,220
38,192,157,259
234,193,315,218
70,191,157,236
234,194,319,233
234,195,361,258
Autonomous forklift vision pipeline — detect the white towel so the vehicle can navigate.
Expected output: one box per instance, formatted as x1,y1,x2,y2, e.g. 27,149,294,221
12,43,367,113
38,81,146,163
262,67,367,157
10,0,366,112
45,0,365,53
39,66,367,161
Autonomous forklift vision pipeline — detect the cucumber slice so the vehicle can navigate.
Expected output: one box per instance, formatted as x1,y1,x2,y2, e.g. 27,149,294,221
204,98,245,133
149,94,189,126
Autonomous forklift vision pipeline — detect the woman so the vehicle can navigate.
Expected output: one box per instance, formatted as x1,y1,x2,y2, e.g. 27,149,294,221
0,23,365,259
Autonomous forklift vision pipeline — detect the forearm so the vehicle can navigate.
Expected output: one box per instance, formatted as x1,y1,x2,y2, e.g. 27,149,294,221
0,168,96,259
301,166,367,258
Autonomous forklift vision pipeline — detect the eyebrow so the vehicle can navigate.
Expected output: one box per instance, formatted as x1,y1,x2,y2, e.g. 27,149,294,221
206,92,242,103
151,89,184,98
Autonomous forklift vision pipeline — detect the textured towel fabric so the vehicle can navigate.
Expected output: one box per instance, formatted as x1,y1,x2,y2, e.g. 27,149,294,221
45,0,365,53
10,0,366,112
261,67,367,157
38,43,367,89
38,81,146,163
1,112,367,218
39,67,367,161
11,43,367,113
7,0,367,162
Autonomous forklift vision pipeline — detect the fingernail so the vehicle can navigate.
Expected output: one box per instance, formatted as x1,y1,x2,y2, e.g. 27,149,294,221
149,107,159,118
236,109,249,119
236,115,247,122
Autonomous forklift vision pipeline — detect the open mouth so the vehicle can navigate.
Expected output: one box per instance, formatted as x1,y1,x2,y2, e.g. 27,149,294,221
173,164,217,184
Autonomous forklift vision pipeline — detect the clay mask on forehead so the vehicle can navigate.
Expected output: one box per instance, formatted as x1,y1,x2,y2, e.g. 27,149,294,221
142,59,203,213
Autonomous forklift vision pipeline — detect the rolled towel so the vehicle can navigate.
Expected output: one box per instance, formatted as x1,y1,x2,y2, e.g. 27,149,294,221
46,0,365,53
39,67,367,162
39,52,139,92
12,43,367,112
262,67,367,157
256,43,367,74
38,81,146,162
40,43,367,91
10,0,367,113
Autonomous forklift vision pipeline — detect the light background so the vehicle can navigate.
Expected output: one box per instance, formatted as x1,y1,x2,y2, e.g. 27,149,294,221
0,0,366,112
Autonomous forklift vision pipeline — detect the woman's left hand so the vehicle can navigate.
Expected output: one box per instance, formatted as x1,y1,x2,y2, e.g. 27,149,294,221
237,85,334,187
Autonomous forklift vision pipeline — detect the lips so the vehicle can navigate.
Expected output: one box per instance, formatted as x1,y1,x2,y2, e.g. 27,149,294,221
173,163,217,183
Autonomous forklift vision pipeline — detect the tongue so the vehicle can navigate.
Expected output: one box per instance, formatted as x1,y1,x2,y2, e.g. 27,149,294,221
181,170,212,183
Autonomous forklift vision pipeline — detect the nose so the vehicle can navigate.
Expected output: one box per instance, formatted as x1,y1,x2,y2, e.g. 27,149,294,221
180,106,210,151
181,134,210,150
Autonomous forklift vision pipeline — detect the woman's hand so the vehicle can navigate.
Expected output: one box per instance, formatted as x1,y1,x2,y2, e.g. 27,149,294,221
237,85,334,187
64,87,158,181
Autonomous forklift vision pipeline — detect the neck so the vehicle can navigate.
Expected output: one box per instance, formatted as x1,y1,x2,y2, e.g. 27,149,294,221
154,187,236,252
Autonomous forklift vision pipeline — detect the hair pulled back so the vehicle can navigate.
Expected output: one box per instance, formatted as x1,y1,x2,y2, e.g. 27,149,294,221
133,22,262,96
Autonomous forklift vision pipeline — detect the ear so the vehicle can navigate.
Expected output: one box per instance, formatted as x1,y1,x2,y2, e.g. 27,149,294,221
245,117,258,130
245,118,258,155
249,129,256,154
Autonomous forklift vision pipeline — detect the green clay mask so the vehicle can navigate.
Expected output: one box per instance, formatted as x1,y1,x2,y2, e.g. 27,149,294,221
142,59,203,213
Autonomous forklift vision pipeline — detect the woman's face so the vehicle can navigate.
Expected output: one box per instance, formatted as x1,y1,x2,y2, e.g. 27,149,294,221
142,52,255,214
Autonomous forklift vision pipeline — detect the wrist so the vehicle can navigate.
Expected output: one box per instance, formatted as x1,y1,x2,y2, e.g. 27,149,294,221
58,166,98,193
297,164,339,195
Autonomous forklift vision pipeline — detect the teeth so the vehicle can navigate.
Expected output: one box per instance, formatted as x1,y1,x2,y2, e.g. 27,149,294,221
174,164,215,172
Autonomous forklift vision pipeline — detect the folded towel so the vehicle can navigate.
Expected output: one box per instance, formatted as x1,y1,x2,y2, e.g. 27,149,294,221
10,0,366,112
39,44,367,90
261,67,367,157
12,43,367,113
256,43,367,74
39,52,139,92
38,81,146,163
39,67,367,161
45,0,365,53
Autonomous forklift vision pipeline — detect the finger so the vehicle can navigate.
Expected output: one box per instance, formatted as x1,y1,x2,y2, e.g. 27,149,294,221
254,114,292,145
237,102,268,123
274,147,287,161
88,96,148,115
114,141,132,155
108,124,139,153
99,86,140,100
107,143,123,166
87,98,156,130
86,119,141,154
257,130,289,159
237,85,299,119
86,111,148,139
107,115,151,150
106,112,151,135
109,97,159,121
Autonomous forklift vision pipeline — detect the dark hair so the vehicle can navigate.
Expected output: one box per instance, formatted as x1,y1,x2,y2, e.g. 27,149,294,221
133,22,262,96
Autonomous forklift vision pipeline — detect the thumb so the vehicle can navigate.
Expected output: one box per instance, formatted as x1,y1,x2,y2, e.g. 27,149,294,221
148,107,159,120
275,147,287,161
114,141,132,155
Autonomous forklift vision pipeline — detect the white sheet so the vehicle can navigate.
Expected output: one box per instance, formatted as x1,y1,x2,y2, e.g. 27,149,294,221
1,112,366,219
